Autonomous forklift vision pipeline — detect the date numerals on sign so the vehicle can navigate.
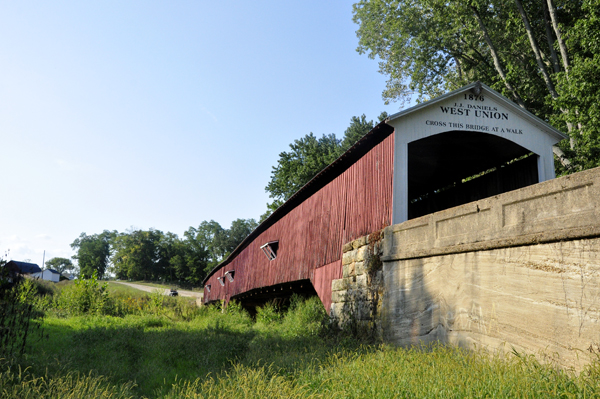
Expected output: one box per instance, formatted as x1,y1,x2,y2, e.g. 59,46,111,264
464,94,484,101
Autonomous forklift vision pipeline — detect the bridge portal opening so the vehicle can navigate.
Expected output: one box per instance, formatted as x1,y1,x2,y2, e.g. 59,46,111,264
408,131,538,219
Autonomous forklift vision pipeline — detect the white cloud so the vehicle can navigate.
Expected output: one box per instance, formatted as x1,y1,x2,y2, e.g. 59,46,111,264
0,234,70,264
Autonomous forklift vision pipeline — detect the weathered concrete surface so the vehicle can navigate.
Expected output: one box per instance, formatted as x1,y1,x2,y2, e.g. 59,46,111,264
382,239,600,368
380,166,600,369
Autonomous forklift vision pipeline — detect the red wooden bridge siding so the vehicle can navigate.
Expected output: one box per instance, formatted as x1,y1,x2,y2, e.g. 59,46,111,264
204,133,394,312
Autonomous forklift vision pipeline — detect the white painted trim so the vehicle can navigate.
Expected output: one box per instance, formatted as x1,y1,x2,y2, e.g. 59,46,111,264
387,82,568,142
392,141,409,224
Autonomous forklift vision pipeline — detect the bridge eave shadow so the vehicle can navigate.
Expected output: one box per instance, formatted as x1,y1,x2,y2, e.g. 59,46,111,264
231,279,318,317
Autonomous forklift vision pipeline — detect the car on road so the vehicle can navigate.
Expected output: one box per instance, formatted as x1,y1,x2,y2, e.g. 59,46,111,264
168,288,178,297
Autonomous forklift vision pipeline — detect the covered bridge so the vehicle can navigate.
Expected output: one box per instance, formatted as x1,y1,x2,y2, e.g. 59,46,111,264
202,82,567,313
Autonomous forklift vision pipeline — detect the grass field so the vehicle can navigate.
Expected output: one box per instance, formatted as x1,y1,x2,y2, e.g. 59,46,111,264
1,281,599,398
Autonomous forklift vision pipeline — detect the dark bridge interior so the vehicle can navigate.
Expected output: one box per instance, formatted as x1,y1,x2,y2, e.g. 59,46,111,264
232,279,318,316
408,131,538,219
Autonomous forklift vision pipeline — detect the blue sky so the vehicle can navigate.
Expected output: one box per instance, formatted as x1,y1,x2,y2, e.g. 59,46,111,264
0,1,402,266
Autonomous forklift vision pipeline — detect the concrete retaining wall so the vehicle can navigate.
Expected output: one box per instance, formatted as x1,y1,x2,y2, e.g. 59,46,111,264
334,166,600,368
382,238,600,368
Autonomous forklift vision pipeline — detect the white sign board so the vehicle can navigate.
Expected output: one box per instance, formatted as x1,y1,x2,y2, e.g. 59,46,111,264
386,83,567,224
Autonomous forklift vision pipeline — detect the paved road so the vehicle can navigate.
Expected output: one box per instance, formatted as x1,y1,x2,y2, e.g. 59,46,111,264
113,281,203,300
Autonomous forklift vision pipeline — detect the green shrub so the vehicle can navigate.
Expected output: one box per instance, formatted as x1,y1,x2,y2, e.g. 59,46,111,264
28,278,58,298
253,295,328,337
55,272,115,316
113,295,148,316
255,301,281,326
0,275,44,358
279,295,327,338
148,289,165,315
169,297,202,321
54,281,204,320
23,279,58,315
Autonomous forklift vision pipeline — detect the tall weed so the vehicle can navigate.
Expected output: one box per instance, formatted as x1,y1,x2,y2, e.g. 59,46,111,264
165,363,324,399
255,301,281,326
55,272,115,316
278,295,328,338
0,276,44,358
0,361,136,399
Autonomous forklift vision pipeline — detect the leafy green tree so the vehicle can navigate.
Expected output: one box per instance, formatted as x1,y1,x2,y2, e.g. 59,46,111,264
67,219,257,284
157,232,183,282
179,218,259,279
167,239,194,283
352,0,563,109
340,115,374,153
195,220,228,265
44,257,74,275
224,218,258,254
71,231,114,279
552,0,600,174
340,112,389,152
352,0,599,169
266,133,342,205
259,199,284,223
111,229,164,281
184,221,224,278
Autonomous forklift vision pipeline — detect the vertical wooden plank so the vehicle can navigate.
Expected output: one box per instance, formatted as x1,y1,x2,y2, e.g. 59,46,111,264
204,131,395,306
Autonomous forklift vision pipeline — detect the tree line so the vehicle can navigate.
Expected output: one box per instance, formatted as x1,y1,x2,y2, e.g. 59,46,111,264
63,219,257,284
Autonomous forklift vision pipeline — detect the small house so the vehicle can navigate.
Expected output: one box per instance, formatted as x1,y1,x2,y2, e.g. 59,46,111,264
5,260,42,275
33,268,61,283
